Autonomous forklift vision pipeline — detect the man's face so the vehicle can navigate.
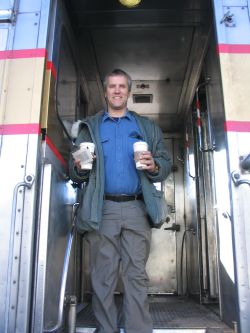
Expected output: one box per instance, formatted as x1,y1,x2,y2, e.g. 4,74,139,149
105,75,130,111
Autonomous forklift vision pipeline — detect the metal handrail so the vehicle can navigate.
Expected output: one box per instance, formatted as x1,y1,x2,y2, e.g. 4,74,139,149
195,79,216,153
43,203,79,333
6,175,35,329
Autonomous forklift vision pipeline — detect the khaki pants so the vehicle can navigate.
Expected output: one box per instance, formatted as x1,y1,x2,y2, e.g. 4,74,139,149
87,199,152,333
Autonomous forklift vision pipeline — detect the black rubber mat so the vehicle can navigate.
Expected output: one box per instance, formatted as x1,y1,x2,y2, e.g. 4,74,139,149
76,296,231,330
148,297,227,329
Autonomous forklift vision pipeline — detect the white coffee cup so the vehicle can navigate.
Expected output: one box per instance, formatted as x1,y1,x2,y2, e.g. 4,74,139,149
72,142,95,170
133,141,148,170
79,142,95,169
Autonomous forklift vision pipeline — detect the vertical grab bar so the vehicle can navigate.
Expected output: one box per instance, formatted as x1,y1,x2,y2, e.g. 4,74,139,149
185,130,196,180
5,174,35,329
43,203,79,333
195,79,216,153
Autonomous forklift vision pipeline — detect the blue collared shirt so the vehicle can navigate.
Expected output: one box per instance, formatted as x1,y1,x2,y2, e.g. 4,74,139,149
100,111,143,195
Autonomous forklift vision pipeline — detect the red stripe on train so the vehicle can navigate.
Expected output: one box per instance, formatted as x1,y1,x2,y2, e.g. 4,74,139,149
0,125,67,168
218,44,250,54
45,136,67,168
0,48,47,59
46,60,57,78
0,48,57,78
224,121,250,132
0,123,40,135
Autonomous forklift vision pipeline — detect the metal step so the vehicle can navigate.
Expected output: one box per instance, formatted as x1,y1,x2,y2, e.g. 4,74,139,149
75,296,233,333
76,329,206,333
76,328,234,333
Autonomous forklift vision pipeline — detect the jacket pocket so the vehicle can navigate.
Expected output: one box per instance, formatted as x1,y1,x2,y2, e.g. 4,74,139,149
101,137,110,158
150,189,168,228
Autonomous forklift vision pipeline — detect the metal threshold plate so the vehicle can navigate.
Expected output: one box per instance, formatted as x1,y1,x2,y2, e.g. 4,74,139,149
76,296,232,333
76,329,206,333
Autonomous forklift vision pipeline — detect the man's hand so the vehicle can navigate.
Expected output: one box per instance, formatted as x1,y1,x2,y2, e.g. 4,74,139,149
74,159,82,171
73,154,96,172
139,151,157,173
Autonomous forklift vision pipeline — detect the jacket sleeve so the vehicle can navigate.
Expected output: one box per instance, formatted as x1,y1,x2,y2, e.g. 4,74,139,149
68,125,90,183
146,122,172,183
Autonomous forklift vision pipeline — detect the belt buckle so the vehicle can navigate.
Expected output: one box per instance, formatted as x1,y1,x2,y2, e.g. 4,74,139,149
104,194,141,202
121,194,134,201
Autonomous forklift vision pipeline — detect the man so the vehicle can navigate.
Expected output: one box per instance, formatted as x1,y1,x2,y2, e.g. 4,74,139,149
69,69,171,333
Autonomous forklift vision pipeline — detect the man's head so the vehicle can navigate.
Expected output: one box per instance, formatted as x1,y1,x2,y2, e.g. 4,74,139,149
103,69,132,116
103,69,132,92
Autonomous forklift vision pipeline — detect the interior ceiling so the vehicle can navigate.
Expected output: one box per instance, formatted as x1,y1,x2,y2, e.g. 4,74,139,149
64,0,212,132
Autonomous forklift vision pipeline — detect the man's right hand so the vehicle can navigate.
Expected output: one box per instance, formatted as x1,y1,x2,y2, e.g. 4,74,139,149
74,159,82,171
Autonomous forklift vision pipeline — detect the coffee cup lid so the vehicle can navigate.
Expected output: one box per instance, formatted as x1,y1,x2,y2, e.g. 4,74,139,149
133,141,148,150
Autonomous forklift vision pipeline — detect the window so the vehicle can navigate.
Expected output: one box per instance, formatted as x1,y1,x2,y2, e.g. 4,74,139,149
57,30,87,141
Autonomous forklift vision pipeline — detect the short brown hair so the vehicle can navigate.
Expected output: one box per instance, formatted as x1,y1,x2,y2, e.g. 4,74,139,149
103,69,132,92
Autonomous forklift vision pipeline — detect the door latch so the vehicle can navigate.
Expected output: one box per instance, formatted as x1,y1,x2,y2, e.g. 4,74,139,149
164,223,180,232
220,11,235,27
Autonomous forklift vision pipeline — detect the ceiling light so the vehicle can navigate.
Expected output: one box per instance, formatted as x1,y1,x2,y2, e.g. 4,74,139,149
119,0,141,8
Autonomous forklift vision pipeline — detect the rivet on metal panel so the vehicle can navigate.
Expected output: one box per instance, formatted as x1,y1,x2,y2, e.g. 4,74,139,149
24,174,35,187
231,170,250,187
233,172,240,180
166,216,171,223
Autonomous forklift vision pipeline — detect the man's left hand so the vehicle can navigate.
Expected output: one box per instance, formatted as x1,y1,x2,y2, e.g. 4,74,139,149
139,151,157,173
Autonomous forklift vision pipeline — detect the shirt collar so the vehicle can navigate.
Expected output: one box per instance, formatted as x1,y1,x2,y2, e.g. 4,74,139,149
102,110,133,122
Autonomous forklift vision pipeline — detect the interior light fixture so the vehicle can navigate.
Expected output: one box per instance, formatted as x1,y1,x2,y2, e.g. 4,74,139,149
119,0,141,8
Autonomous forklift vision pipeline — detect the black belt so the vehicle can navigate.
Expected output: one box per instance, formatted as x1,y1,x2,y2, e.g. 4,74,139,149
104,194,143,202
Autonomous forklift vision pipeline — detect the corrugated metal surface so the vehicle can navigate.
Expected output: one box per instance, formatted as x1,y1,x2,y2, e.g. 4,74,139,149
76,296,231,332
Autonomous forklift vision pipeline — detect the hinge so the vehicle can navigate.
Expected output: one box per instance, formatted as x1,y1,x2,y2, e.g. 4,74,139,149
0,9,16,24
220,10,236,27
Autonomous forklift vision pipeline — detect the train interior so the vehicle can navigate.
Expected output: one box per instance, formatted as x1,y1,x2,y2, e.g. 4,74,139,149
41,0,236,332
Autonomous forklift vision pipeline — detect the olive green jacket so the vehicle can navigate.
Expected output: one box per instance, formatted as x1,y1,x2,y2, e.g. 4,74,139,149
69,110,172,231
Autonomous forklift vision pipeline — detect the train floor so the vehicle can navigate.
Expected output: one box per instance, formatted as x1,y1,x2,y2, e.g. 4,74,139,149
75,295,233,333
